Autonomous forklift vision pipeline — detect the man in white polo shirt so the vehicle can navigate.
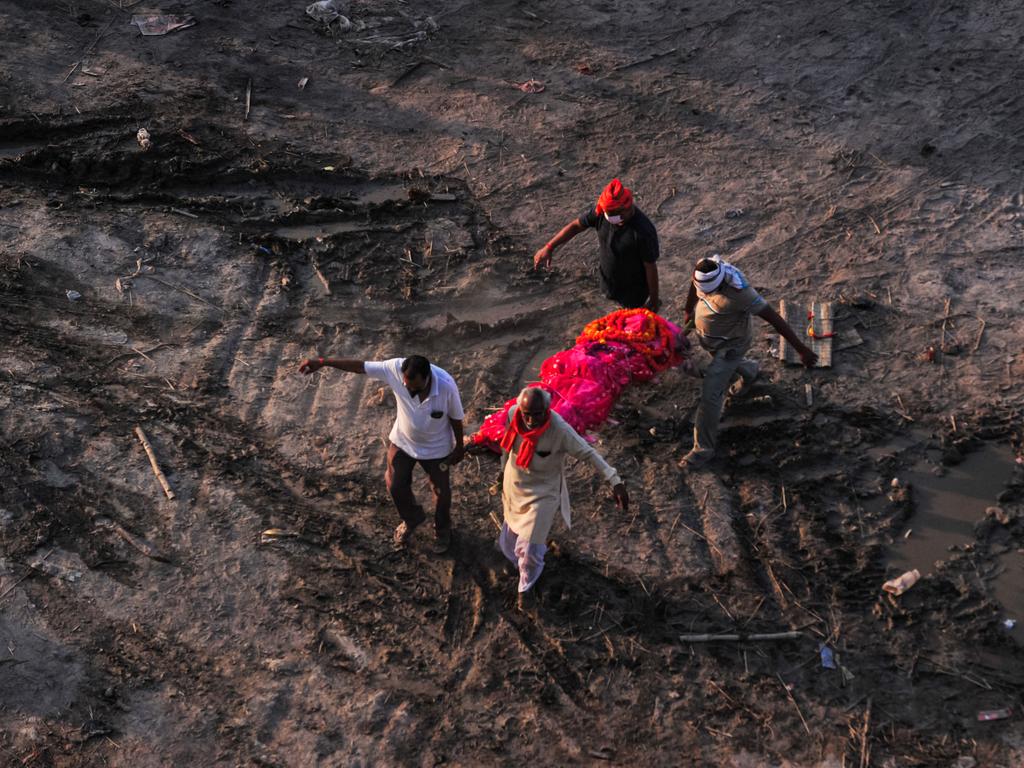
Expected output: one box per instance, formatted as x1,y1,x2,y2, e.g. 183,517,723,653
298,354,465,552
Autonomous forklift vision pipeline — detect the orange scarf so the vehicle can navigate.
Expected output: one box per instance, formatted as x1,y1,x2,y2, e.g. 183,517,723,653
500,409,551,468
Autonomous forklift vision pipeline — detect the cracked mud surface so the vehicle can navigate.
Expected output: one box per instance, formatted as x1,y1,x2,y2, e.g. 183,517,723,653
1,0,1024,765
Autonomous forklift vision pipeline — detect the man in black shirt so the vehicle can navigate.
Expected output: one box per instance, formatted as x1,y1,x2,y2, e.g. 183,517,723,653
533,178,661,311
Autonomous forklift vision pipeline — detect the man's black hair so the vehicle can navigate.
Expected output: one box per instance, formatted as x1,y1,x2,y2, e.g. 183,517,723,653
695,257,718,273
401,355,431,380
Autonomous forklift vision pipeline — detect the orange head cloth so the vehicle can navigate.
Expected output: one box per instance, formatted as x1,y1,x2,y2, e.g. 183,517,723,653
595,178,633,215
499,408,552,469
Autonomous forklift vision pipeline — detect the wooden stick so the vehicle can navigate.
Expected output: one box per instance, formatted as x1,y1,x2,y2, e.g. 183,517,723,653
312,264,331,294
677,520,722,557
141,275,224,312
973,317,986,352
778,673,812,735
859,698,872,768
940,297,951,349
0,549,55,602
679,631,802,643
611,47,678,72
135,426,176,500
63,61,82,83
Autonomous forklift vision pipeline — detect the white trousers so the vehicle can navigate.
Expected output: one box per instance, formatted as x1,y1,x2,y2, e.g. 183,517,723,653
498,523,547,593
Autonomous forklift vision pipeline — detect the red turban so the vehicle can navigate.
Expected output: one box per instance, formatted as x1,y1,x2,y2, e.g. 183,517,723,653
595,178,633,215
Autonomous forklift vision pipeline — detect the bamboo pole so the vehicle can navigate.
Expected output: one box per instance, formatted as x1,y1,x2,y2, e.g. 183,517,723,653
678,631,803,643
135,425,175,500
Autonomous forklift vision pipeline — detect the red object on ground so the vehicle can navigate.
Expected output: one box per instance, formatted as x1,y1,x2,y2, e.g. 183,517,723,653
470,309,689,451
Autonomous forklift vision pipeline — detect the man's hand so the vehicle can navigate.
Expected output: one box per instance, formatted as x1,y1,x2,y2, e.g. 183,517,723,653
533,244,553,271
612,482,629,512
799,347,819,368
298,358,323,375
449,444,466,466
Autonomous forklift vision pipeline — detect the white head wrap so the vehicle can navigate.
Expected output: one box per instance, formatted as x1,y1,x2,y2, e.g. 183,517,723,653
693,254,749,296
693,256,724,293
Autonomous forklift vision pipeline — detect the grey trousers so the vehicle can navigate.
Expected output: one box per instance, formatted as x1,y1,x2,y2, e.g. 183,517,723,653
691,345,759,458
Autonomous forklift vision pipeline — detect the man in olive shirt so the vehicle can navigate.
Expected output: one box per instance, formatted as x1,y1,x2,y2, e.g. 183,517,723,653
533,178,661,311
680,256,817,469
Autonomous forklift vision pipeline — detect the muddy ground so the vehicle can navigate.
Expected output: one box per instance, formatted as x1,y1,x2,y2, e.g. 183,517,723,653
2,0,1024,765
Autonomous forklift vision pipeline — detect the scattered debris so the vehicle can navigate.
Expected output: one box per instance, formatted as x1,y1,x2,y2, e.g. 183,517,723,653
66,289,82,301
131,14,196,36
29,550,82,583
976,708,1012,722
513,79,545,93
135,425,176,501
136,127,152,151
819,644,837,669
1004,619,1017,630
297,76,309,90
261,528,300,544
305,0,349,26
985,506,1016,525
177,128,201,146
0,549,54,602
882,569,920,596
245,78,252,121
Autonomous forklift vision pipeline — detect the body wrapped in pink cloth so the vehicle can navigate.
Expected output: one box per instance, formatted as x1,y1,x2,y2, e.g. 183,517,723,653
470,309,689,450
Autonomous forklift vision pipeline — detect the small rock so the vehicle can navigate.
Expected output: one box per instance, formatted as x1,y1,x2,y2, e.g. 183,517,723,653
954,757,977,768
985,506,1017,525
66,289,82,301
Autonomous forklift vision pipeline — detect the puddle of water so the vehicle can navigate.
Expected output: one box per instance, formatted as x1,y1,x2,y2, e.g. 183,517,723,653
354,182,408,206
992,551,1024,644
0,144,35,160
864,435,915,460
888,443,1016,575
273,220,369,241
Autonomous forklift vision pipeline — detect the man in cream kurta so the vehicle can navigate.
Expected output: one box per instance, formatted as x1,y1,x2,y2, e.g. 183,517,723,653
498,387,628,609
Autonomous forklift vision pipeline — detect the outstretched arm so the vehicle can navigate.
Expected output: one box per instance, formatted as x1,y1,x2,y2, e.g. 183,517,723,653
533,219,587,270
298,357,366,375
756,304,818,368
643,262,661,312
563,428,629,512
